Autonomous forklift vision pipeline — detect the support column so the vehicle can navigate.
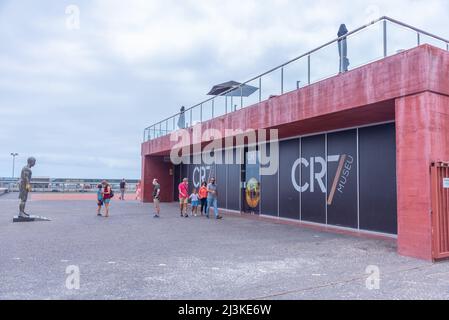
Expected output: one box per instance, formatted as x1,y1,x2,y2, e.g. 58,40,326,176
141,155,174,203
396,91,449,260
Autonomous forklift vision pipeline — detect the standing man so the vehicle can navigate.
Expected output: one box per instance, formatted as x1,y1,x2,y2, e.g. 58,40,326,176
206,177,222,220
178,178,189,218
119,179,126,200
152,178,161,218
18,157,36,218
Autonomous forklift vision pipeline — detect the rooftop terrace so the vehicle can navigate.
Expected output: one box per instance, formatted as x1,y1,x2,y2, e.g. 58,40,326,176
143,16,449,142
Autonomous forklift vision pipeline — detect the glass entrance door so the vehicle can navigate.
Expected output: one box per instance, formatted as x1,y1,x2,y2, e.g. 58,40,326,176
241,148,260,214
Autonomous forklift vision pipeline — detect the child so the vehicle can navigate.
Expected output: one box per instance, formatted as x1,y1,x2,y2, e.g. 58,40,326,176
96,184,103,216
189,189,200,217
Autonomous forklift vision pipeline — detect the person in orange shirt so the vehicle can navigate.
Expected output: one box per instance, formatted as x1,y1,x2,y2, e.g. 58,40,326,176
198,182,208,216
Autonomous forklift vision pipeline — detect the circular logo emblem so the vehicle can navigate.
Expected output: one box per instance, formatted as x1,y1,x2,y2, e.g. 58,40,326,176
245,177,260,208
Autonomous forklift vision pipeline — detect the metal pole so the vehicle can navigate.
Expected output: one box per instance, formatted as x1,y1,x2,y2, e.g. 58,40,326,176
212,99,215,118
225,96,228,114
447,43,449,51
281,67,284,94
190,109,192,127
383,20,387,57
417,32,421,46
200,104,203,122
307,55,311,85
10,153,18,179
259,77,262,102
12,155,15,179
240,86,243,109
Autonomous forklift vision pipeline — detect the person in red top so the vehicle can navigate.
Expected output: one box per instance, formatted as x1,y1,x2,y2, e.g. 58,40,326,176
102,180,112,218
178,178,189,218
198,181,208,216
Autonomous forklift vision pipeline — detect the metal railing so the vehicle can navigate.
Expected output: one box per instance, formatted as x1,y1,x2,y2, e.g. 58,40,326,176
143,16,449,142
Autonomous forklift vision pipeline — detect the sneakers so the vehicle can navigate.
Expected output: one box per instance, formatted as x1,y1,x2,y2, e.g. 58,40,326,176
153,214,160,218
185,214,189,218
216,215,223,220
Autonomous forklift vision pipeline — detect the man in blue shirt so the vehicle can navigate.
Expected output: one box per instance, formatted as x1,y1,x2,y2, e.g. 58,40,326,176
206,177,222,220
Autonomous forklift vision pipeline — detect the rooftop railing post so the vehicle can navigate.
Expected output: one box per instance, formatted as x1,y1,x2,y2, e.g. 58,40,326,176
225,96,228,114
447,43,449,51
307,55,311,85
212,99,215,118
159,123,162,137
190,109,192,127
200,103,203,122
173,117,175,132
240,86,243,109
281,67,284,94
417,32,421,46
259,77,262,102
231,95,233,112
166,120,168,135
383,19,387,57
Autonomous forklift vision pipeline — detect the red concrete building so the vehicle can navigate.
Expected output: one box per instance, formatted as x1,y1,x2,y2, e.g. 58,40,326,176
141,18,449,261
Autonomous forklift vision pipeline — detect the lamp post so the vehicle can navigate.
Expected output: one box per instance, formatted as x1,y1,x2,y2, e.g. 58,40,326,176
10,153,18,179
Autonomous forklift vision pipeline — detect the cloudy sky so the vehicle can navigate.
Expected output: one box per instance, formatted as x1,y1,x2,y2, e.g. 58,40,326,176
0,0,448,179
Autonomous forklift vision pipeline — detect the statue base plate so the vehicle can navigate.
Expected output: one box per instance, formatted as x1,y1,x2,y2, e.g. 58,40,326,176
13,215,51,223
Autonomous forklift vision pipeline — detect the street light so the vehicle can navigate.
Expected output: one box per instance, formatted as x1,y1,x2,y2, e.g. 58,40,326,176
10,153,18,179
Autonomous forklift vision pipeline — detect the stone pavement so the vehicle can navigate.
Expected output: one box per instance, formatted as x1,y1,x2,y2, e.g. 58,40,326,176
0,192,449,300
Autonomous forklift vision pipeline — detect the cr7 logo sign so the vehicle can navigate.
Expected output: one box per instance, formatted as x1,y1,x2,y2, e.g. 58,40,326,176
192,166,211,188
291,154,354,204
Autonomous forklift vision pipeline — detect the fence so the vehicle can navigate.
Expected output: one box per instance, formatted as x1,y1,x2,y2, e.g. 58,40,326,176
143,16,449,142
431,161,449,260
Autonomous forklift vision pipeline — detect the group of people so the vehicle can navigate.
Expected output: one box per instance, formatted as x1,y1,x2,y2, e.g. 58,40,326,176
178,177,222,219
95,178,141,217
94,177,222,220
152,177,222,219
96,180,113,218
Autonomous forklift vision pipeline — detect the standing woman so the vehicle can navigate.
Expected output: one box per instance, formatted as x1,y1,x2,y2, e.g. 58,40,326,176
102,180,112,218
198,182,208,216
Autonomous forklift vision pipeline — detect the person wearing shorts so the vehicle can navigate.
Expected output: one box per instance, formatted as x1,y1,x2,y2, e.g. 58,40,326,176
152,178,161,218
189,189,199,217
96,184,103,216
102,180,112,218
178,178,189,218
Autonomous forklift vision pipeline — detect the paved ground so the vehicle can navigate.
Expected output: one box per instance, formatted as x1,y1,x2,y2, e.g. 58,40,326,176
1,192,449,300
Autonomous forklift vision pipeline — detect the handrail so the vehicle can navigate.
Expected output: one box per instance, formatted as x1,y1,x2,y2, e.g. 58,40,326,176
143,16,449,140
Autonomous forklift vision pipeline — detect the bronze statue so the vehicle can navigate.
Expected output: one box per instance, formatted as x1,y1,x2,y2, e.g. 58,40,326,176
18,157,36,217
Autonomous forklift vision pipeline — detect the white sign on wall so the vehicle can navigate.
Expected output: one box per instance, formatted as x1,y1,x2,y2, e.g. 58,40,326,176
443,178,449,189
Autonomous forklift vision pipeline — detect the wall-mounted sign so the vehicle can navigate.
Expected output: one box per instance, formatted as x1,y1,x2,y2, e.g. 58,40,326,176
443,178,449,189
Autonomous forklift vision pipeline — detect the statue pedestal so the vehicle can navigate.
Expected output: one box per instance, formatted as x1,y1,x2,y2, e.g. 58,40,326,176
13,215,51,223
